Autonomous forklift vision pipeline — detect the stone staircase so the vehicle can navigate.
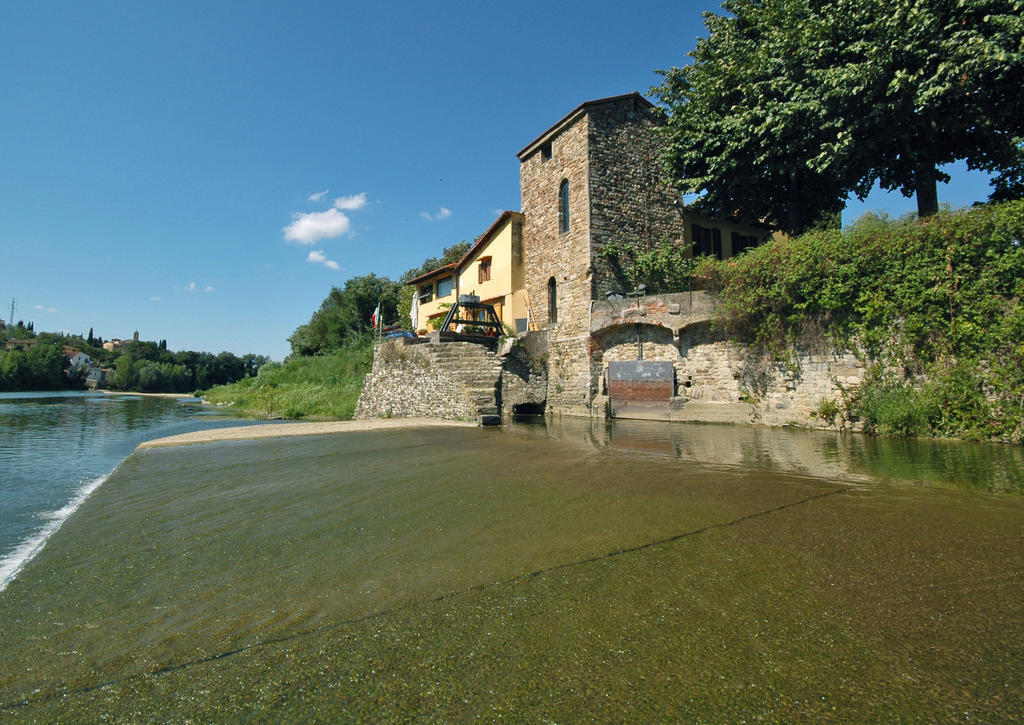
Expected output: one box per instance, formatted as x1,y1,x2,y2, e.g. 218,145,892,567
426,342,504,423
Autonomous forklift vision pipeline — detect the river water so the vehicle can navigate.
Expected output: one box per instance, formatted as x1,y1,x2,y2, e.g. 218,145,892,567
0,402,1022,719
0,391,260,590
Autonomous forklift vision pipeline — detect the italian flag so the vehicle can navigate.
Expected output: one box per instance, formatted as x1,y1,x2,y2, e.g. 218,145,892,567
371,302,380,329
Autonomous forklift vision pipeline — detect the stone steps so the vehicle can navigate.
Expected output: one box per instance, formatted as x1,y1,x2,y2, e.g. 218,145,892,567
424,341,503,422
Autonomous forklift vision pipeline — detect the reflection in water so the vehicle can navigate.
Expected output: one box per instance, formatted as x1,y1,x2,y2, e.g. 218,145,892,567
508,415,1024,493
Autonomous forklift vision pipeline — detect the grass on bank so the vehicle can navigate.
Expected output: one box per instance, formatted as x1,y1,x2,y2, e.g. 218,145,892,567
201,346,372,420
695,200,1024,442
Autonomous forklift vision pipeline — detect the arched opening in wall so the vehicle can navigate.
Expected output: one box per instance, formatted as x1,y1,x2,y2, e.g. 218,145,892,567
547,277,558,324
558,179,570,233
592,323,679,419
512,401,546,416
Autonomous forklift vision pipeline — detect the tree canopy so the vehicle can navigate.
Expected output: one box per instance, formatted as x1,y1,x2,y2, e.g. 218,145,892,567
0,327,268,393
288,273,403,356
286,240,477,355
652,0,1024,234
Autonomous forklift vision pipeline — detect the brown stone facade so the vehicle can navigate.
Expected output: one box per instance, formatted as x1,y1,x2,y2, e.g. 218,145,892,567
519,93,688,416
586,99,686,299
519,105,594,414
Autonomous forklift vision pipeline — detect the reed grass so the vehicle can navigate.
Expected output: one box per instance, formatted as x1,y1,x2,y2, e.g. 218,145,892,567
201,346,372,419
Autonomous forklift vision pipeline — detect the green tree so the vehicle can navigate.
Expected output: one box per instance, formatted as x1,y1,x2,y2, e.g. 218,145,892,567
833,0,1024,216
0,350,29,390
112,354,136,390
652,0,856,234
289,274,403,356
652,0,1024,230
24,344,64,389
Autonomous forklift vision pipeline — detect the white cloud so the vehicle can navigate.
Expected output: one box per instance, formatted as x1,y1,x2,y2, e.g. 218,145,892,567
307,249,340,270
151,296,161,301
283,208,352,244
420,206,452,222
204,285,215,292
185,282,197,292
334,192,367,211
34,304,43,310
308,189,329,202
33,304,57,312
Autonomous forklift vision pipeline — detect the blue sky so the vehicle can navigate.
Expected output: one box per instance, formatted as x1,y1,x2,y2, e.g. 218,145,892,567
1,1,994,361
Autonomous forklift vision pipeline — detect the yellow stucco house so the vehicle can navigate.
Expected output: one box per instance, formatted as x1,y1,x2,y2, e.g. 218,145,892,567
408,211,528,334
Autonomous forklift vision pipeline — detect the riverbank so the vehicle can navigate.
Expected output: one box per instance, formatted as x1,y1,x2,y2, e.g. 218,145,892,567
1,420,1021,720
101,390,197,399
137,417,473,448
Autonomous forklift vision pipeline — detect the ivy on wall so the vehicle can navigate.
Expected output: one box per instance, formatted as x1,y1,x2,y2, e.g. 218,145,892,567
695,201,1024,441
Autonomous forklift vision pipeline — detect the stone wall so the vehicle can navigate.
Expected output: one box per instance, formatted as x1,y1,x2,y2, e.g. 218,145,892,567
586,99,687,299
356,325,871,430
356,338,549,422
355,341,482,422
498,338,549,414
519,106,593,414
588,318,871,429
754,350,868,428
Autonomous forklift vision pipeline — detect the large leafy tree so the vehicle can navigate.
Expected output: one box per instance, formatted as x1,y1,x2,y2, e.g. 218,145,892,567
834,0,1024,215
289,273,403,356
652,0,1024,233
653,0,857,234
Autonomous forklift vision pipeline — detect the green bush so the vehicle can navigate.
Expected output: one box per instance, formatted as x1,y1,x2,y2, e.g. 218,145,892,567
699,201,1024,442
201,345,372,420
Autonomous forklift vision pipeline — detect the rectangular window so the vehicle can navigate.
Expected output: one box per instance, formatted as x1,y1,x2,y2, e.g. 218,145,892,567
419,283,434,304
541,142,552,161
731,232,759,256
478,257,492,283
437,276,454,298
692,224,723,260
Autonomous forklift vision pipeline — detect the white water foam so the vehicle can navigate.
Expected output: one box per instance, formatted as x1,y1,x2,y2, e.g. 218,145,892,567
0,472,111,593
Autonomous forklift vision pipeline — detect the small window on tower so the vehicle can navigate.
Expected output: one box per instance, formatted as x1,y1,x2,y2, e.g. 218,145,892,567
541,142,552,161
478,257,492,283
559,179,570,233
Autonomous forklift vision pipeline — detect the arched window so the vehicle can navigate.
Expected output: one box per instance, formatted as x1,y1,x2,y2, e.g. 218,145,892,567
558,179,570,233
547,276,558,324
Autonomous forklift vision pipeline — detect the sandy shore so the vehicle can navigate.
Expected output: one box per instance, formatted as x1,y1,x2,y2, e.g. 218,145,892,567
100,390,198,399
137,417,474,449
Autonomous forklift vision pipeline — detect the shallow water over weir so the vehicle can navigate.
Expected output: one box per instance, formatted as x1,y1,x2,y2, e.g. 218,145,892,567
0,420,1021,721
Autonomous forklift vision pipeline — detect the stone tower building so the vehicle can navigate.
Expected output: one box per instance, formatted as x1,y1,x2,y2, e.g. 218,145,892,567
517,92,688,415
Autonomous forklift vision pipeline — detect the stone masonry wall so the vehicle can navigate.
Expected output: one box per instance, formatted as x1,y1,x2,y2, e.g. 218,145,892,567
520,110,593,415
754,350,869,428
498,338,549,413
355,341,479,421
587,99,687,300
594,323,746,403
356,338,549,422
590,320,871,429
